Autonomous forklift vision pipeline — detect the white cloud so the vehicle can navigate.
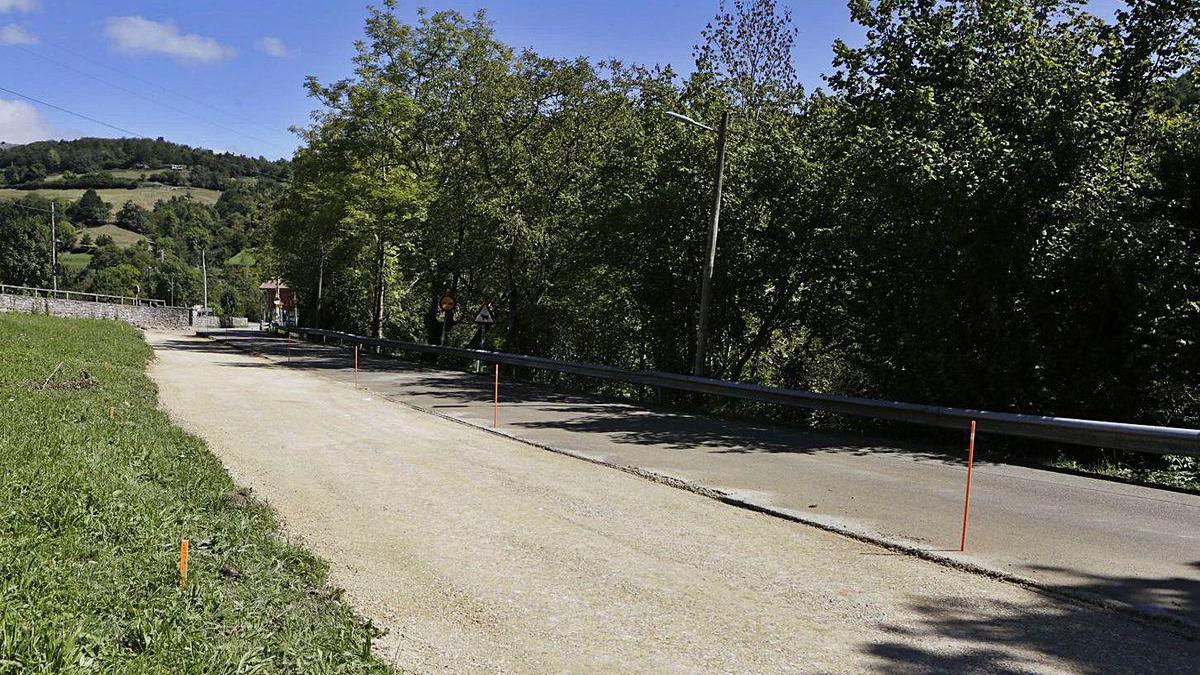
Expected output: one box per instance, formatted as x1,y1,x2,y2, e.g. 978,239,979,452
103,16,235,64
256,36,290,58
0,98,60,144
0,0,38,14
0,23,36,44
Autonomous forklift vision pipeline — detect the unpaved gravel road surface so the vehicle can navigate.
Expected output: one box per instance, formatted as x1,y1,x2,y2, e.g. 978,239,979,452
148,332,1199,673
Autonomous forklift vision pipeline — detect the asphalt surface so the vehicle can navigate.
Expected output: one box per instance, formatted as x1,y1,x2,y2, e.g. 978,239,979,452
198,329,1200,634
149,330,1200,673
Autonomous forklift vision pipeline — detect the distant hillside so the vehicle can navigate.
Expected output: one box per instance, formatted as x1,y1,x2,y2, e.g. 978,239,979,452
0,137,291,189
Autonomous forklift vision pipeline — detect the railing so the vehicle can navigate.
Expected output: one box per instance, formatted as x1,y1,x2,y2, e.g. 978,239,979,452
0,283,168,307
280,326,1200,457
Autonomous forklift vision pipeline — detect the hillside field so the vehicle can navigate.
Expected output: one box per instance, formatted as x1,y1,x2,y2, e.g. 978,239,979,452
0,185,221,211
80,224,146,247
0,313,386,671
57,251,93,274
41,168,192,182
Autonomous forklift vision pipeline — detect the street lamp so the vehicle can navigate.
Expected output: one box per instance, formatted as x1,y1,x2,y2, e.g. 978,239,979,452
667,108,730,377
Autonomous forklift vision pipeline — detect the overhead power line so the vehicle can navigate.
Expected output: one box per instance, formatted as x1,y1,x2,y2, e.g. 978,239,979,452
7,201,53,214
0,85,144,138
13,45,290,152
39,39,292,143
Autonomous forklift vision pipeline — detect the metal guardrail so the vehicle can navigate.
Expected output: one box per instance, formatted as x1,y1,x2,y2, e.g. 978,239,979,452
284,326,1200,457
0,283,169,307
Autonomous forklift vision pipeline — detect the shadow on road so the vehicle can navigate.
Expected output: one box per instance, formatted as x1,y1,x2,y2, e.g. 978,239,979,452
867,562,1200,673
156,332,983,464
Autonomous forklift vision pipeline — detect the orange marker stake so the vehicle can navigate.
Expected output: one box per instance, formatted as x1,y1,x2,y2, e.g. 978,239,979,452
179,539,190,588
493,364,499,428
959,420,977,552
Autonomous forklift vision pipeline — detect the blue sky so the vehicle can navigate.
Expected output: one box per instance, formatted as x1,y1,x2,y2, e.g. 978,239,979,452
0,0,1125,160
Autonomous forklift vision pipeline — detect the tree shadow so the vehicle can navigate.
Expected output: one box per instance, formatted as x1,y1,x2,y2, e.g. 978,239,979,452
510,404,961,460
182,331,973,463
865,563,1200,673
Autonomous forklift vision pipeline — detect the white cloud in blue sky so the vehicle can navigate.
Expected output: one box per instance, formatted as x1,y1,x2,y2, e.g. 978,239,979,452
0,0,38,13
256,36,291,58
0,23,36,44
104,16,235,64
0,98,58,143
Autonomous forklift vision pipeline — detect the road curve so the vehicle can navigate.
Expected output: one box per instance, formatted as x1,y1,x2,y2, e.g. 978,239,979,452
149,331,1198,673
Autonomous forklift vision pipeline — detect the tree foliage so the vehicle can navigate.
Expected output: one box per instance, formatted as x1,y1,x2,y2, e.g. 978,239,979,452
67,189,111,226
274,0,1200,442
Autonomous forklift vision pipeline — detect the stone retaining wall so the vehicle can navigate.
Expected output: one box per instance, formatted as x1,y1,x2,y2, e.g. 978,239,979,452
0,292,192,330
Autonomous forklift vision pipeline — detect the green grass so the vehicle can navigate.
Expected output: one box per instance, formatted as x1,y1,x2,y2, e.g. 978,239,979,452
0,314,390,672
80,224,146,248
0,186,221,211
58,252,93,275
1049,456,1200,492
226,249,258,267
43,169,181,182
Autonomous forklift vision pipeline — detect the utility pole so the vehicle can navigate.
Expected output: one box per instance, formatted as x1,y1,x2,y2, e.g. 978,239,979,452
667,110,730,377
694,110,730,377
50,201,57,294
201,249,208,310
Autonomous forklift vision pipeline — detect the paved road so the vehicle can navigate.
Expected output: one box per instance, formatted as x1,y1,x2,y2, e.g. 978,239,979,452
150,331,1198,672
201,330,1200,633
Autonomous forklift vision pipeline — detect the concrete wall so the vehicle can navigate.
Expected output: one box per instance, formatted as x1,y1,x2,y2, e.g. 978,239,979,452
0,292,192,330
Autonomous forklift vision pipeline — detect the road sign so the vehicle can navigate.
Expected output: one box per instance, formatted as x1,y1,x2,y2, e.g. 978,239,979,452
474,303,495,324
440,294,456,312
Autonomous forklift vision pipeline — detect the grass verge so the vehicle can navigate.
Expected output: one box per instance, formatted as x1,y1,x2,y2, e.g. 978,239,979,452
0,314,389,672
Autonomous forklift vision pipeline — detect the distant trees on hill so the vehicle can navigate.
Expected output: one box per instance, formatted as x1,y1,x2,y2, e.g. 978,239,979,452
0,169,282,320
0,137,290,187
13,172,139,191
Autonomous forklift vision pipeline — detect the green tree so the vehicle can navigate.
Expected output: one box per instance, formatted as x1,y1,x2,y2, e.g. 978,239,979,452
90,263,142,297
115,200,151,234
0,200,51,286
274,0,1200,446
68,189,111,226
